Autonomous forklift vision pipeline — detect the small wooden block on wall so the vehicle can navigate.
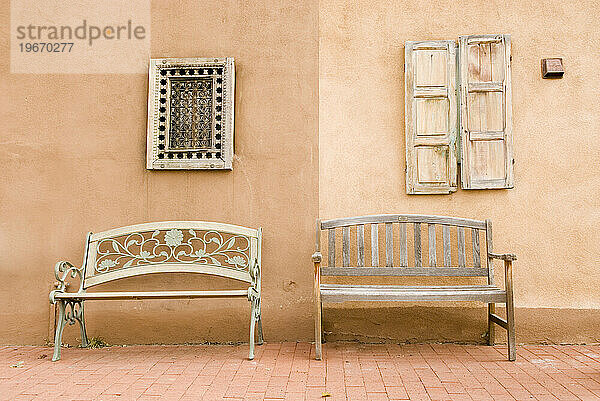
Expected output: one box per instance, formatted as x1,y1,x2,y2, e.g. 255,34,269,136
541,58,564,79
146,57,235,170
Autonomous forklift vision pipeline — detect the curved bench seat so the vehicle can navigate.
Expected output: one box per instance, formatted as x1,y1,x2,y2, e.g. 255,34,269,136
54,289,249,300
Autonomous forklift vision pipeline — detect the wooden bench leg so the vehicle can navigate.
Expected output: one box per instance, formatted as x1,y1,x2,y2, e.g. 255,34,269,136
505,259,516,361
321,301,324,343
315,296,322,360
314,255,322,360
488,303,495,346
506,291,516,361
52,301,67,362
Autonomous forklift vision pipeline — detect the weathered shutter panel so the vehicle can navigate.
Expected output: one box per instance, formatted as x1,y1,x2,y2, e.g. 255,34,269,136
405,41,458,194
459,34,514,189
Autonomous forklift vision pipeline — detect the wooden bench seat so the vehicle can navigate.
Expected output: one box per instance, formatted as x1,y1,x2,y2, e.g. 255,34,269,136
312,214,516,361
49,221,263,361
320,284,507,302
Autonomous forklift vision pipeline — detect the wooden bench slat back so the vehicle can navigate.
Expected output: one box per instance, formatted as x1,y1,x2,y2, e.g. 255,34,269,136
83,221,261,288
413,222,422,267
357,225,365,267
371,224,379,267
385,223,394,267
317,214,490,279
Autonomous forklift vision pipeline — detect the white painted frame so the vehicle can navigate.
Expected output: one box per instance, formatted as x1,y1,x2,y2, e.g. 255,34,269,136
147,57,235,170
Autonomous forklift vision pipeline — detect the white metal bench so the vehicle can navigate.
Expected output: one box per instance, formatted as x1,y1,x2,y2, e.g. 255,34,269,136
312,214,516,360
49,221,263,361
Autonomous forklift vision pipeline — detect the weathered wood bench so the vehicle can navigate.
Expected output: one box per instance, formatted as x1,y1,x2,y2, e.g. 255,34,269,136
312,214,516,360
49,221,263,361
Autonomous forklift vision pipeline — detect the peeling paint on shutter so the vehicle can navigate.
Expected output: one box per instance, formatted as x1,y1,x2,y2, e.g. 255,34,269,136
459,34,514,189
405,41,458,194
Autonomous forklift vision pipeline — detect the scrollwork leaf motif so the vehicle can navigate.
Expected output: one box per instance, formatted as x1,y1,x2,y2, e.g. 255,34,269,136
97,259,117,273
122,259,135,269
127,239,140,248
193,249,207,258
226,255,247,268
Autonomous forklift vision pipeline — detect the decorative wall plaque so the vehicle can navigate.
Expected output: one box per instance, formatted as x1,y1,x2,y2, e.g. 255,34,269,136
146,57,235,170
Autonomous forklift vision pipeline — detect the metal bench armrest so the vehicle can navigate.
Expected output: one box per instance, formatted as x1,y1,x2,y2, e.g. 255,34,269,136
50,261,84,303
249,258,261,296
488,252,517,261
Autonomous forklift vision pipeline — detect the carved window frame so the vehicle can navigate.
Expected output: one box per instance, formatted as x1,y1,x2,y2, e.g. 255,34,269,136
146,57,235,170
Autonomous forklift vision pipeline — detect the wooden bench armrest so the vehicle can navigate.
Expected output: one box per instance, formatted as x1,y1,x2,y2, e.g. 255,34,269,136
312,252,322,264
488,252,517,261
492,253,515,296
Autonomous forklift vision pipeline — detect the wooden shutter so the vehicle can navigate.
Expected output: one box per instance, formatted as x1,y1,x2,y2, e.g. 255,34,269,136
459,34,513,189
405,41,458,194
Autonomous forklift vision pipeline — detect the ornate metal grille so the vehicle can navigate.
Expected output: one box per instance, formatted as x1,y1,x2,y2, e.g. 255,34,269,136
168,78,213,150
146,58,235,170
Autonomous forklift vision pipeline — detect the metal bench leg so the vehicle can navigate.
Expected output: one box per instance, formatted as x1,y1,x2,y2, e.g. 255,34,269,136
75,301,89,348
256,308,264,345
52,300,67,362
249,298,258,360
488,303,495,346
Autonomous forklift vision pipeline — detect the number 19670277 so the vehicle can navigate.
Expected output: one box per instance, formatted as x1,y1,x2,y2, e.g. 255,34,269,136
19,42,74,52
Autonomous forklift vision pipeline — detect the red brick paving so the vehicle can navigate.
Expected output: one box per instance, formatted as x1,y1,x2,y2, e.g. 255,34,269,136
1,343,600,400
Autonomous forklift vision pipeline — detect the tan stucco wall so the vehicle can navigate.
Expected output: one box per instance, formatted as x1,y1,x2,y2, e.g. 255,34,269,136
0,0,318,344
319,0,600,342
2,0,599,346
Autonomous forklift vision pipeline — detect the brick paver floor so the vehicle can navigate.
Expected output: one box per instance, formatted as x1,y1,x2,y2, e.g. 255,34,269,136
1,343,600,400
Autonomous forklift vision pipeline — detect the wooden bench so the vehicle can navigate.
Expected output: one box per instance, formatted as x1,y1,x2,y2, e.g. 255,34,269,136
312,214,516,360
49,221,263,361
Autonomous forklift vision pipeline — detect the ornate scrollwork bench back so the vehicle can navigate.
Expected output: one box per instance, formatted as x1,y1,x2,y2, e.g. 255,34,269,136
85,221,259,287
50,221,262,361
